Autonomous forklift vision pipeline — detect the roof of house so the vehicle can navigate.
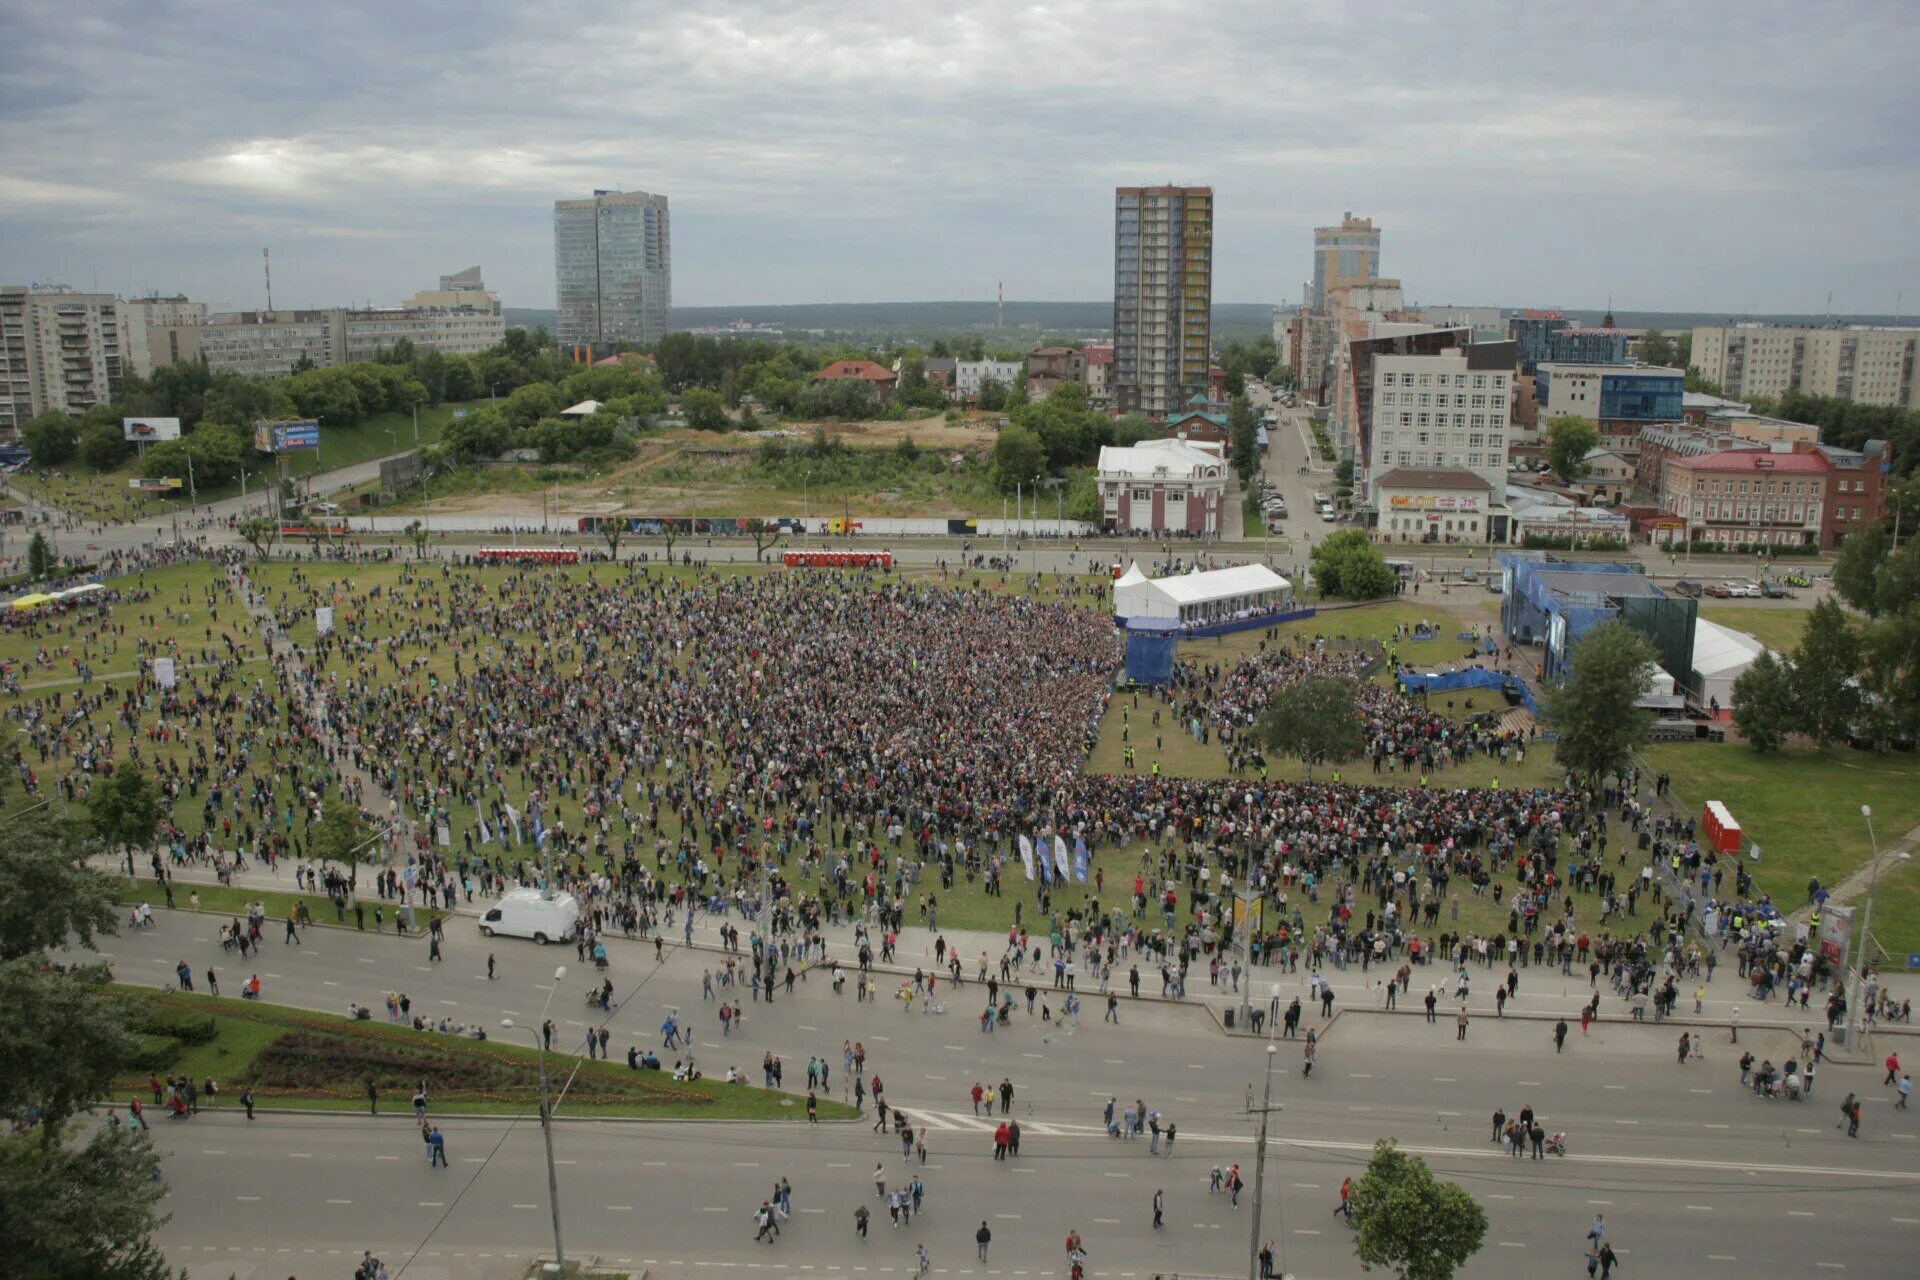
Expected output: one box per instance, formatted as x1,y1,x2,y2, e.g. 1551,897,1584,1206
1673,450,1828,474
922,357,957,373
816,359,897,384
1169,411,1230,429
560,399,603,416
1097,438,1225,480
1082,345,1114,364
1372,466,1494,491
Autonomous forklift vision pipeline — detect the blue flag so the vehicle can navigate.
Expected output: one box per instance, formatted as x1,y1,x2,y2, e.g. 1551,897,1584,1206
1073,837,1089,884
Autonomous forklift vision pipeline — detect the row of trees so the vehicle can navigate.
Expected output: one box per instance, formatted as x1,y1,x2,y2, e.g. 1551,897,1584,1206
1734,531,1920,751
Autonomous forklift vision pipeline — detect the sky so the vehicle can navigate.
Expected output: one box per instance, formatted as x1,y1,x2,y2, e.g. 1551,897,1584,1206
2,0,1917,314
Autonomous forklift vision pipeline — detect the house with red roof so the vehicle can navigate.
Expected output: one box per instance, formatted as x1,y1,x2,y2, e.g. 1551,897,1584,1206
814,359,898,402
1653,447,1830,549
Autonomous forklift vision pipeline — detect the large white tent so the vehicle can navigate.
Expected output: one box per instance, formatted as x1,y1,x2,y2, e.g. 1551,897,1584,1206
1690,617,1770,714
1114,562,1292,625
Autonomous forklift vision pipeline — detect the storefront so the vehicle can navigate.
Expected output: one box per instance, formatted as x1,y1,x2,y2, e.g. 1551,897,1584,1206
1372,467,1496,544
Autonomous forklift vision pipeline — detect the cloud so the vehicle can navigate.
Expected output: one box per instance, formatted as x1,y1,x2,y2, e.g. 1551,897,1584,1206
1,0,1916,311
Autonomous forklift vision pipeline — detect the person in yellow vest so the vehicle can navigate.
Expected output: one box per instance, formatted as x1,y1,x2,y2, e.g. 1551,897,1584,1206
1151,761,1160,778
1418,774,1428,789
1490,776,1500,791
1331,769,1341,785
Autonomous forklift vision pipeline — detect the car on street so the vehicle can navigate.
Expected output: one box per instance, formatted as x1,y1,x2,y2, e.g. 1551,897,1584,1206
1702,582,1732,597
1728,581,1762,598
1672,580,1703,598
478,888,581,944
1760,579,1789,599
1459,567,1479,582
1319,506,1339,521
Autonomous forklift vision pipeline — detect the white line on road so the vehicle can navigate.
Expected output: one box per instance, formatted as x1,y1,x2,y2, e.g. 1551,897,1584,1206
1432,1077,1456,1083
1708,1255,1737,1262
326,1199,352,1205
1022,1052,1043,1058
995,1213,1021,1220
1704,1123,1730,1129
236,1196,260,1202
1587,1200,1612,1206
1103,1172,1129,1178
1603,1084,1627,1090
925,1075,946,1081
202,1150,226,1156
1094,1217,1120,1225
945,1045,966,1052
1489,1194,1514,1201
1789,1211,1815,1218
606,1206,633,1212
798,1025,818,1031
288,1152,311,1158
1349,1072,1374,1079
1686,1205,1714,1212
512,1204,537,1210
322,980,340,987
1293,1229,1321,1237
1498,1242,1526,1248
376,1156,399,1162
1517,1080,1541,1086
1892,1217,1919,1224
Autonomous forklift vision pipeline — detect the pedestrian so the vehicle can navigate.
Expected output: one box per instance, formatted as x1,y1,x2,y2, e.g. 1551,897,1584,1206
1886,1052,1902,1086
366,1079,378,1115
976,1221,992,1261
1899,1073,1912,1109
874,1162,887,1198
240,1088,254,1120
1152,1188,1164,1229
1457,1005,1469,1040
206,967,218,997
854,1204,870,1238
1335,1176,1353,1219
1554,1018,1568,1052
487,952,496,980
807,1091,819,1124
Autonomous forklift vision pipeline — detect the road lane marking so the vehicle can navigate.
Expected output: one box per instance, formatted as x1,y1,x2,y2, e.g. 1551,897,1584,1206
236,1196,260,1202
1709,1255,1736,1262
1686,1205,1713,1212
1789,1211,1815,1218
1489,1194,1514,1201
1349,1072,1373,1079
1704,1123,1730,1129
1587,1200,1612,1206
326,1199,352,1205
1498,1242,1526,1248
512,1204,537,1210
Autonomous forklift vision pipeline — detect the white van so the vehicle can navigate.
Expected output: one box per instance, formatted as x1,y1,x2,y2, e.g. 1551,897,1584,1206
478,888,581,944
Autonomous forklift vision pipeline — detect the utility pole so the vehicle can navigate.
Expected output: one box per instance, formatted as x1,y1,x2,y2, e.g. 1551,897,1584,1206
501,967,569,1278
1247,1042,1282,1280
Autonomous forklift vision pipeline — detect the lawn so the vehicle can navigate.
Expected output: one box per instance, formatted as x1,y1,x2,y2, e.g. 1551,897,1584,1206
1640,741,1920,956
105,987,850,1121
108,876,449,936
1697,605,1811,654
10,401,480,522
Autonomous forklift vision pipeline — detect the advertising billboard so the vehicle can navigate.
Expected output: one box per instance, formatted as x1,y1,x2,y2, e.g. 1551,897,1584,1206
128,477,184,492
123,417,182,442
254,420,321,454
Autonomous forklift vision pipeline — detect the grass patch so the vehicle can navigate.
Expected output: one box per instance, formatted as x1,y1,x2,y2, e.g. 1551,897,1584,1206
105,987,851,1121
1696,605,1811,654
109,876,449,935
1639,742,1920,956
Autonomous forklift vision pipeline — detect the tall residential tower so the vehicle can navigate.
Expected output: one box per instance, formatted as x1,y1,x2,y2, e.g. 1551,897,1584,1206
1310,212,1381,314
1113,185,1212,417
553,190,672,348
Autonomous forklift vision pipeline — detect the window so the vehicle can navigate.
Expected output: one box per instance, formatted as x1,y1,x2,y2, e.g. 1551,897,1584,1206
1472,374,1486,389
1471,394,1487,409
1400,413,1413,427
1468,453,1482,467
1455,375,1469,389
1418,393,1432,407
1417,432,1430,445
1469,433,1485,447
1417,413,1431,427
1132,488,1151,501
1853,505,1863,519
1418,374,1432,386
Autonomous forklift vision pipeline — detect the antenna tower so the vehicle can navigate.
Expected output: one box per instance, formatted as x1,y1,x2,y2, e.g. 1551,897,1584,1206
998,281,1004,330
263,247,274,314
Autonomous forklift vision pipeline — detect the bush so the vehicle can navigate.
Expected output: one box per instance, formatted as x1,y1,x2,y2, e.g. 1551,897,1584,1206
1519,534,1630,551
124,1001,219,1045
1667,539,1820,557
127,1033,182,1073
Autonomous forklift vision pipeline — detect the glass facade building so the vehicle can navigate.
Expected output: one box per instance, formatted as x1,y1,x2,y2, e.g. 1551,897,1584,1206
553,190,672,347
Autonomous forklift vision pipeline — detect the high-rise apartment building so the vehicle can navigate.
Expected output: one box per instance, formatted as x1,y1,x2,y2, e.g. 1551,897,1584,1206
0,285,122,434
1690,324,1920,409
1113,185,1212,417
1311,212,1381,314
119,295,209,379
554,190,673,348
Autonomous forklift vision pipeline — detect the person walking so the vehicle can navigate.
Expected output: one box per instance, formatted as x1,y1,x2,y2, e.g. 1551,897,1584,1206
1886,1051,1902,1086
239,1088,254,1120
365,1080,378,1115
1554,1018,1569,1052
426,1126,446,1167
1335,1176,1353,1219
1152,1188,1164,1229
976,1221,992,1261
487,952,496,980
1898,1073,1912,1109
854,1204,869,1238
1456,1005,1470,1041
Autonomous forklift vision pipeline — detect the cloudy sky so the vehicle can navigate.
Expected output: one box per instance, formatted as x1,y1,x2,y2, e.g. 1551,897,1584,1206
2,0,1915,314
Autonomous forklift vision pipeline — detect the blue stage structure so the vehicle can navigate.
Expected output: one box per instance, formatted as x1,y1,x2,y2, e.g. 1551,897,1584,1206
1397,666,1538,714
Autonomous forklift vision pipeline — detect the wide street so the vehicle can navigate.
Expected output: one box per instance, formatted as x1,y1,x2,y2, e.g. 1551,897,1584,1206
92,897,1920,1279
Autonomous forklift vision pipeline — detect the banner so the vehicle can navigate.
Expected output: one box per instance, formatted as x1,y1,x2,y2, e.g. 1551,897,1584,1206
1072,836,1089,885
123,417,181,442
1052,834,1070,880
315,606,334,636
1018,834,1035,881
152,657,176,689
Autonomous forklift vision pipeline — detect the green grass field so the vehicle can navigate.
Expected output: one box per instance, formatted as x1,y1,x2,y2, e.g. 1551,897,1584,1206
107,987,848,1120
109,876,449,935
1696,605,1812,654
1640,741,1920,956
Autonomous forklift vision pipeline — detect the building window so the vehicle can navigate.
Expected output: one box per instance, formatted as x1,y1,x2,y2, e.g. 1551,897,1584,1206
1472,374,1486,389
1132,488,1151,501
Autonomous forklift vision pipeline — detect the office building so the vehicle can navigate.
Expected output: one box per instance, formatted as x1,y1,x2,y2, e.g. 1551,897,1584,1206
1364,341,1516,524
1535,363,1684,456
119,295,208,379
0,285,122,434
954,358,1023,401
1655,448,1830,549
1510,311,1633,376
554,190,673,348
1311,212,1381,314
1113,185,1212,417
1689,324,1920,409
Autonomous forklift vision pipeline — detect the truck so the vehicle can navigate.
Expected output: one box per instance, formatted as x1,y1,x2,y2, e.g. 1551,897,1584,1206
477,888,581,944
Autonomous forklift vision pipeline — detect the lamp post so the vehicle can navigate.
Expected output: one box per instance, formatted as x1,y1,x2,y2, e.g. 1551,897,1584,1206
1846,806,1910,1045
1247,1042,1282,1280
502,963,570,1279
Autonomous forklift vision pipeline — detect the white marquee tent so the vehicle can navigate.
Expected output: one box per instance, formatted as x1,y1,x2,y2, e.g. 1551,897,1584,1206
1114,562,1292,625
1689,617,1771,713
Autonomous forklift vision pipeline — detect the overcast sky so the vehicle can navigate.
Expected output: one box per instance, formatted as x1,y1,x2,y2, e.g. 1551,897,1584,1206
2,1,1915,314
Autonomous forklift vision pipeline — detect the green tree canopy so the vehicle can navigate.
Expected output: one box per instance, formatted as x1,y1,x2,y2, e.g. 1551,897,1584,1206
1732,649,1796,753
1349,1138,1488,1280
990,424,1047,493
0,1119,172,1280
310,804,380,889
1545,415,1599,482
0,811,117,962
1789,598,1863,747
1228,394,1260,483
681,387,729,432
21,412,79,466
1253,676,1367,782
1637,328,1676,367
1543,618,1655,784
85,766,164,854
1309,528,1396,599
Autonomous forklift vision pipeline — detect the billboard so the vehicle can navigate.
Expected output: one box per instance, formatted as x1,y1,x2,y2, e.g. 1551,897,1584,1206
123,417,182,442
254,420,321,454
129,477,184,492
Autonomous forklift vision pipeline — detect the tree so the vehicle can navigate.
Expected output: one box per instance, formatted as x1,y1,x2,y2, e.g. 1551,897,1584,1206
79,423,128,471
1789,598,1862,746
682,387,729,432
976,377,1009,412
309,803,379,891
1637,327,1676,367
1349,1139,1488,1280
1228,394,1260,483
1545,415,1599,482
0,811,117,962
600,518,626,560
659,521,680,563
405,519,431,560
85,766,164,859
1673,330,1693,372
291,350,317,374
0,1114,172,1279
1543,619,1655,784
238,516,275,561
745,518,783,562
1254,677,1367,782
990,424,1047,493
1309,528,1396,600
21,412,79,467
26,531,53,580
1732,650,1796,753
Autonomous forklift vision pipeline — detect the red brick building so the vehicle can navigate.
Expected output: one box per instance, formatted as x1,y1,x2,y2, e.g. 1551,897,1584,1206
815,359,898,401
1793,438,1891,549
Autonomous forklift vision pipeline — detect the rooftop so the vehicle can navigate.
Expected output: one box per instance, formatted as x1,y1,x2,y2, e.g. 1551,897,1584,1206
1674,450,1829,475
1373,466,1494,491
1145,563,1291,605
1097,438,1225,480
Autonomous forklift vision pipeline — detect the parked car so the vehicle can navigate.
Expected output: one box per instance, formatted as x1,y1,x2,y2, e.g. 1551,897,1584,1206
478,888,581,944
1485,575,1503,593
1702,582,1732,598
1319,507,1339,522
1459,567,1480,582
1672,579,1703,598
1760,580,1789,599
1728,581,1762,598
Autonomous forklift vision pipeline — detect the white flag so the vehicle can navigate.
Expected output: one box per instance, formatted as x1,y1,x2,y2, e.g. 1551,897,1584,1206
1018,834,1036,881
1052,834,1070,879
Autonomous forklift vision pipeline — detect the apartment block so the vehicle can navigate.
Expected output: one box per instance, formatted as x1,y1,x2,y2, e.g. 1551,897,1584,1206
1113,185,1212,417
1690,324,1920,409
1365,341,1515,509
554,190,672,348
119,295,208,379
1311,212,1380,314
0,285,122,433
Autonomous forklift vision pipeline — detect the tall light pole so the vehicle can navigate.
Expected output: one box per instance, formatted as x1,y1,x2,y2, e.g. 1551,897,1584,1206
1847,806,1910,1044
1247,1042,1282,1280
502,963,570,1279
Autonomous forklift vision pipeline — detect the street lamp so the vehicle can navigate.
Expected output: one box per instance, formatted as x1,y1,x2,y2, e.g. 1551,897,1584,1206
1846,806,1910,1044
502,962,570,1279
1247,1042,1282,1280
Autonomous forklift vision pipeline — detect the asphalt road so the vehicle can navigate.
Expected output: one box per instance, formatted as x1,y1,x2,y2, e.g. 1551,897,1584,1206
89,907,1920,1279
